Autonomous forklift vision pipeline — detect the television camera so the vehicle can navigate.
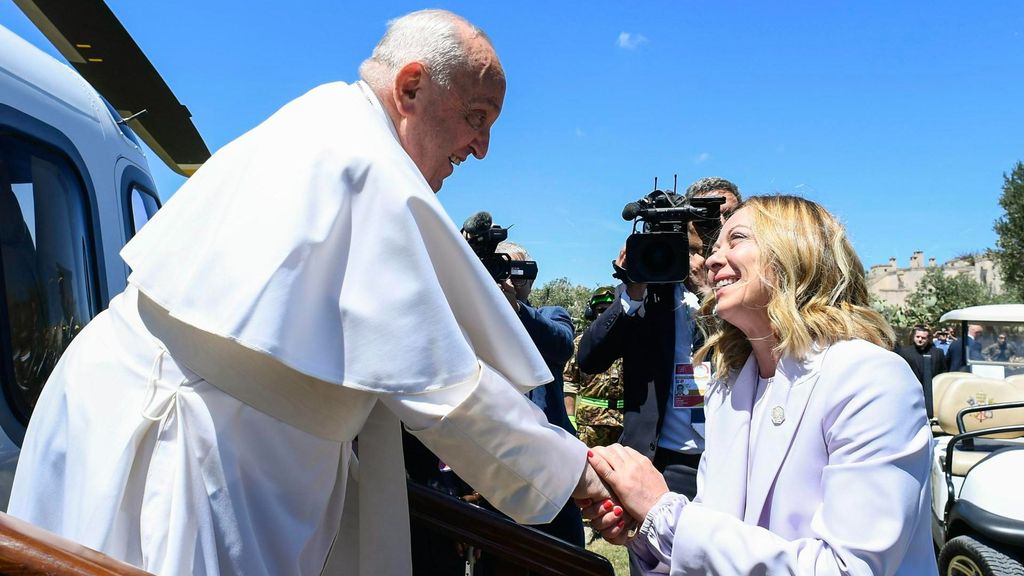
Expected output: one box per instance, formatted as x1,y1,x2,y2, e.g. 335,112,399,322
462,212,538,282
618,183,724,284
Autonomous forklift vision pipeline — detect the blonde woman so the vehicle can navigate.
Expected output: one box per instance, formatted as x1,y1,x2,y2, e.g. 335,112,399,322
583,196,936,575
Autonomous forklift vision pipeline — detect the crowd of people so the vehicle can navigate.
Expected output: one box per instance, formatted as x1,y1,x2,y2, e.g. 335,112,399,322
894,322,1022,417
8,8,941,576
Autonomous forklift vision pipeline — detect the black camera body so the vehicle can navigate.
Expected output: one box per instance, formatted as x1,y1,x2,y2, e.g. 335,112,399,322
620,190,724,284
463,212,539,282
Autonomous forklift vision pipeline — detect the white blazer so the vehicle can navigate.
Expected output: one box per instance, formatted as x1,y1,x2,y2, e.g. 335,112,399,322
634,339,938,575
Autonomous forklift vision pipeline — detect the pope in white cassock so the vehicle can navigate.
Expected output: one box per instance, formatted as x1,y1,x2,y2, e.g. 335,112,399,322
8,10,610,576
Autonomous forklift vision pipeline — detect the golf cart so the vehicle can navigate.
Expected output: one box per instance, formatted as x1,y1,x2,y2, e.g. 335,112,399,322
930,305,1024,575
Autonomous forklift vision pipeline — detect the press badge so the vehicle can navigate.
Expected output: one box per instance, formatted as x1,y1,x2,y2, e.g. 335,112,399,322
673,362,711,409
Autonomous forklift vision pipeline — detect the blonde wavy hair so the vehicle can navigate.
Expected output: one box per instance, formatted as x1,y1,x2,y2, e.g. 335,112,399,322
695,195,894,376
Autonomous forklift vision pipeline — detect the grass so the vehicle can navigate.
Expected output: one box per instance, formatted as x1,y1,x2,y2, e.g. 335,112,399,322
586,534,630,575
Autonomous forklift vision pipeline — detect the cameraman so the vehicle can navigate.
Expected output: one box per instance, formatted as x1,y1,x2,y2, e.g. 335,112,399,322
685,176,742,250
495,242,578,439
578,220,706,574
495,241,584,547
578,213,710,485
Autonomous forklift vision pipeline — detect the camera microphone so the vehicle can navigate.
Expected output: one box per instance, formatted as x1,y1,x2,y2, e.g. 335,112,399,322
621,202,642,221
463,211,493,236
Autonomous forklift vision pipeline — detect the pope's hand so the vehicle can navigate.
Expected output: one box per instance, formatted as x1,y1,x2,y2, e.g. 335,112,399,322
584,445,668,530
572,455,636,543
572,456,610,502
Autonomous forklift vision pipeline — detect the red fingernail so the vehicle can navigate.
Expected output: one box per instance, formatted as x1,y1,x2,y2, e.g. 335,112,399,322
613,507,623,517
603,500,613,511
617,520,626,529
587,450,594,458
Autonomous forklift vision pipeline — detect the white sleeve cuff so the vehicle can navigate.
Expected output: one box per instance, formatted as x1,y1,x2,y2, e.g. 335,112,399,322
628,491,690,570
619,289,646,318
395,361,587,525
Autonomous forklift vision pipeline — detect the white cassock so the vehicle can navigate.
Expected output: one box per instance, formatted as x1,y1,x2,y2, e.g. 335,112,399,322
8,81,587,576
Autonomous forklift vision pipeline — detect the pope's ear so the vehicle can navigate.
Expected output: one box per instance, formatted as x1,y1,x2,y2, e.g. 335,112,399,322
394,62,427,117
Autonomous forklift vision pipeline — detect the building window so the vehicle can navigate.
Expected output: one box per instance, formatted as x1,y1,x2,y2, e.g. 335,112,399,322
0,134,98,424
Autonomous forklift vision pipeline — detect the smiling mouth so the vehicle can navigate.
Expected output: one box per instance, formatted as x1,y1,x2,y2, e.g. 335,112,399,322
714,278,739,289
449,154,463,166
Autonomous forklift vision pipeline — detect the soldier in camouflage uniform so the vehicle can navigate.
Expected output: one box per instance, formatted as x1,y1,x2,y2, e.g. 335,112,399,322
563,287,624,447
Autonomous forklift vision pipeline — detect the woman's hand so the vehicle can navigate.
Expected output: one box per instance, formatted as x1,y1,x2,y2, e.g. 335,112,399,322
578,496,637,545
586,444,669,523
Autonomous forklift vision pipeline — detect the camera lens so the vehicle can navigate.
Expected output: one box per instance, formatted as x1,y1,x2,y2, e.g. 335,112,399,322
641,238,678,275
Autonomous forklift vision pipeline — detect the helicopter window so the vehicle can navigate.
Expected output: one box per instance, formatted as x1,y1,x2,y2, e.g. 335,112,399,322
0,134,99,426
128,185,160,237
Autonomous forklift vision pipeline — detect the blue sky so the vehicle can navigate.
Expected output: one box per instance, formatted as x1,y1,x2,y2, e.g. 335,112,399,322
3,1,1022,288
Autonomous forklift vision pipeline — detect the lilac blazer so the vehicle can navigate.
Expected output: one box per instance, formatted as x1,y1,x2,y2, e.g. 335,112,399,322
631,339,938,575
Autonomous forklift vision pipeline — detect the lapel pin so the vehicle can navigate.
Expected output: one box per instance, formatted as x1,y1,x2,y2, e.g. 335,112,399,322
771,406,785,425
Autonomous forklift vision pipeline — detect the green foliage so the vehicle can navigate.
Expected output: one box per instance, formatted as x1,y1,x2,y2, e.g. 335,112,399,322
530,277,595,329
871,297,909,331
902,268,997,327
994,161,1024,302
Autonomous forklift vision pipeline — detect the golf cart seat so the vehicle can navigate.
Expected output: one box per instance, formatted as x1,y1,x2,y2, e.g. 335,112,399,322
935,377,1024,476
930,372,973,433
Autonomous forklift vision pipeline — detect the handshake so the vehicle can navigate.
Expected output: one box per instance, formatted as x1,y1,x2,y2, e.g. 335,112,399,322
571,444,671,545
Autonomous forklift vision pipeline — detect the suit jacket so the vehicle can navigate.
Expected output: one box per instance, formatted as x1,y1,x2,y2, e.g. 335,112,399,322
946,340,966,372
518,302,576,434
578,284,701,458
969,335,983,359
950,335,984,371
631,339,937,575
895,343,947,418
895,343,947,384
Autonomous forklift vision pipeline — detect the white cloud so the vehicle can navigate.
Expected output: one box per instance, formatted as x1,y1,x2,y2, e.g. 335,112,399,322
617,32,648,49
693,152,711,164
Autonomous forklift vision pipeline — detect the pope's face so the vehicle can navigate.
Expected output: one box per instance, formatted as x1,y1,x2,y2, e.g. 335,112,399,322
403,38,505,192
705,207,772,337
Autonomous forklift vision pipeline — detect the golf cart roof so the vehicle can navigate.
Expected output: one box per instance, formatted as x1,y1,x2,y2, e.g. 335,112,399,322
940,304,1024,323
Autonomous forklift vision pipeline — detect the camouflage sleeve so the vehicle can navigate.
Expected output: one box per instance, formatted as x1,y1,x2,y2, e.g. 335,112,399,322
562,336,582,395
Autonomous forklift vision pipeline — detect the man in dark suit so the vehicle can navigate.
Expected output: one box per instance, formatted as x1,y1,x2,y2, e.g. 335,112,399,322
947,324,983,372
578,223,709,500
896,325,948,417
581,180,735,576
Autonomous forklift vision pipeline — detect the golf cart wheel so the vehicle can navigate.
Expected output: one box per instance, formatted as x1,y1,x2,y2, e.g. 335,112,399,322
939,535,1024,576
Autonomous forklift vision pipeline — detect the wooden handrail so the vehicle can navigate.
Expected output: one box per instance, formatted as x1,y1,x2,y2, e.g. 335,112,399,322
0,512,154,575
0,485,615,576
407,480,615,576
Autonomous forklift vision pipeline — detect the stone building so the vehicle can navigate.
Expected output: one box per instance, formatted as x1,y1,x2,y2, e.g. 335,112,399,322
867,251,1003,307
